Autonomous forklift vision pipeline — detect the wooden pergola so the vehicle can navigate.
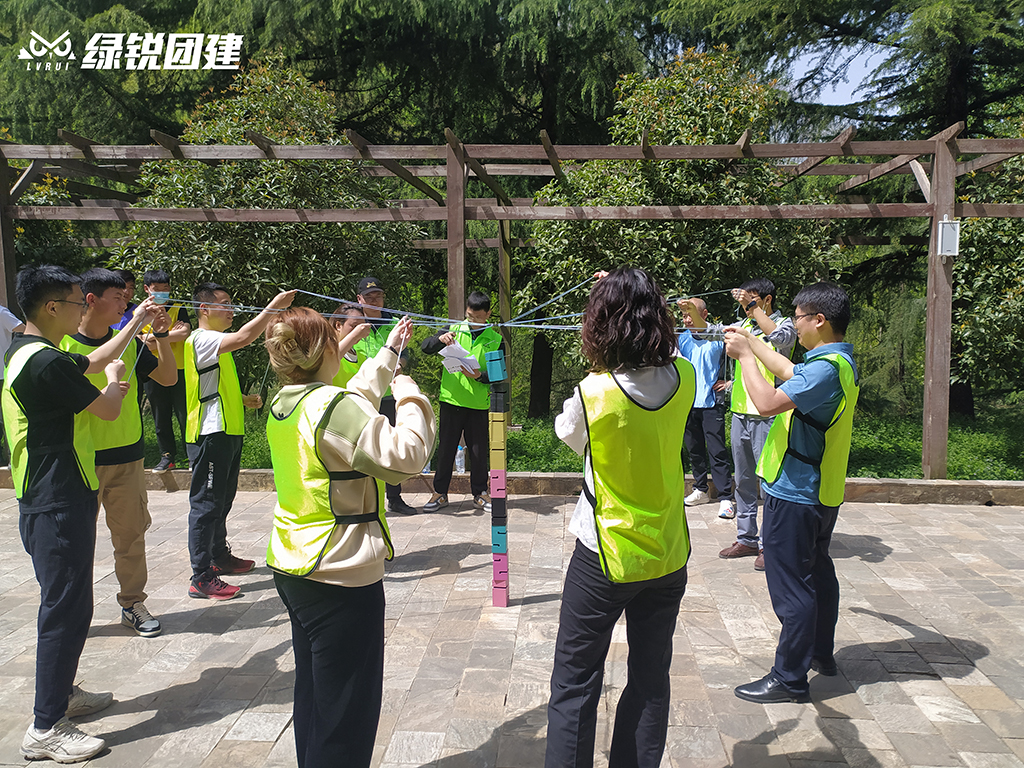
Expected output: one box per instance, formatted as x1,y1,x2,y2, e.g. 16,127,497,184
3,123,1023,479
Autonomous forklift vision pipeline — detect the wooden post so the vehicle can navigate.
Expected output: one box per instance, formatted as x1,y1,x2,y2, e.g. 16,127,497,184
921,127,960,479
446,140,466,320
498,219,512,354
0,153,20,313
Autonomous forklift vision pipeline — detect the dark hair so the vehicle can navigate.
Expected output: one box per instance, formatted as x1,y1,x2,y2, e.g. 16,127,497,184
15,265,80,319
80,268,126,300
194,282,228,305
739,278,776,306
581,268,676,372
265,307,338,384
331,302,364,327
792,282,851,336
143,269,170,286
467,291,491,312
114,269,136,285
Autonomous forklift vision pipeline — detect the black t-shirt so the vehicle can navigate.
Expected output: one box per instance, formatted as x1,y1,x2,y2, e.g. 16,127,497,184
5,334,101,514
69,330,159,466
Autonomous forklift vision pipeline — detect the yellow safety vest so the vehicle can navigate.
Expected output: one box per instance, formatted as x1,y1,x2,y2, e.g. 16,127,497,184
579,357,696,583
184,332,244,442
439,322,503,411
331,351,363,389
265,384,393,576
756,352,859,506
60,332,142,453
730,317,792,416
353,317,397,398
2,342,98,497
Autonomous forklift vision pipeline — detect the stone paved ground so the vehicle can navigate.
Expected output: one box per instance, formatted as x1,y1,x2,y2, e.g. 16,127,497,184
0,487,1022,767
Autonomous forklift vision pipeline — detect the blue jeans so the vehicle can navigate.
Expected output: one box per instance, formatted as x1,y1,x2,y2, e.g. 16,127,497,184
546,542,687,768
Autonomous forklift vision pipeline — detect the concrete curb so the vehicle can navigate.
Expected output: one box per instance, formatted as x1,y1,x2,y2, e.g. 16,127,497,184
2,468,1019,506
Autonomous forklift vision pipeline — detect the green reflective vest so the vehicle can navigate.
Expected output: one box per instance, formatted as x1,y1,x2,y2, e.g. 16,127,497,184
265,384,393,576
184,332,244,442
439,322,503,411
60,332,141,453
730,317,792,416
331,351,363,389
579,357,696,583
2,342,98,497
353,317,397,398
756,352,859,506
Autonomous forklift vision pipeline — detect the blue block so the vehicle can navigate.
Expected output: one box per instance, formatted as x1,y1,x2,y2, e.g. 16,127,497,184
491,526,508,553
485,350,507,382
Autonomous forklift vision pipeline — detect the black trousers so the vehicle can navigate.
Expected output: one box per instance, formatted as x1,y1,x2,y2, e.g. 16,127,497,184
546,542,688,768
186,432,243,578
378,397,405,502
432,401,489,497
145,377,186,461
20,502,98,730
761,494,841,694
274,573,385,768
682,403,733,497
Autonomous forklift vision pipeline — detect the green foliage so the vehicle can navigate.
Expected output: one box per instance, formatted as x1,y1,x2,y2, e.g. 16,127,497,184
505,419,584,473
952,153,1024,388
9,170,94,273
519,48,842,370
118,55,423,383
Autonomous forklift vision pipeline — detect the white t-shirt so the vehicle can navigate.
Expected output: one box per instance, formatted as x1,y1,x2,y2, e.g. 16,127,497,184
0,305,24,382
190,328,229,436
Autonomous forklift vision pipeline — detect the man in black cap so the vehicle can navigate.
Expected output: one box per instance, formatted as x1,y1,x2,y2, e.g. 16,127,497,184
353,277,418,515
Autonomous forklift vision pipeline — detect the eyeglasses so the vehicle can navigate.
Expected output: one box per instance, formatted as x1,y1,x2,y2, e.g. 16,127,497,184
50,299,88,309
793,312,819,322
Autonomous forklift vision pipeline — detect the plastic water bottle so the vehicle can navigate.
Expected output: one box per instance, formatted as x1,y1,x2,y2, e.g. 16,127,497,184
455,445,466,474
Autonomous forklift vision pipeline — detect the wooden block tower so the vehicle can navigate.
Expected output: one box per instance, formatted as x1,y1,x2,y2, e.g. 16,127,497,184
485,349,510,607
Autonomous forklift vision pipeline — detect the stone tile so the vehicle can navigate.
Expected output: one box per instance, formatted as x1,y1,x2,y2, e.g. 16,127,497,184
935,722,1012,754
949,685,1020,711
821,718,894,750
224,712,293,742
383,731,445,764
914,695,984,723
866,703,939,734
887,732,961,766
958,754,1024,768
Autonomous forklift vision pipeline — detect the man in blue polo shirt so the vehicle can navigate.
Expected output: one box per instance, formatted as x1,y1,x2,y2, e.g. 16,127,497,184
676,297,734,518
723,282,859,704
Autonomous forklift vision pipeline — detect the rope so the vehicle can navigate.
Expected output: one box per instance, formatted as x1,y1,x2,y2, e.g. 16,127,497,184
509,276,593,323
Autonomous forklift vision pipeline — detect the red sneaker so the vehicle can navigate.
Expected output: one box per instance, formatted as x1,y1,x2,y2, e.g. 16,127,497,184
211,554,256,575
189,574,242,600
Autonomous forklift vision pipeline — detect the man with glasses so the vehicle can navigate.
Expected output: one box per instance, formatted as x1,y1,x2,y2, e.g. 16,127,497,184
5,266,157,762
725,282,859,704
353,277,418,515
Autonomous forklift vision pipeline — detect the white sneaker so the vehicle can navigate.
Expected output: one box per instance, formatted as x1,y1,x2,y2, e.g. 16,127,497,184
684,489,709,506
718,499,736,519
65,686,113,719
21,717,106,763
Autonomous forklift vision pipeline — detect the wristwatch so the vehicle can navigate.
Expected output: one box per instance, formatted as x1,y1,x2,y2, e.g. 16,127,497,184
746,300,758,312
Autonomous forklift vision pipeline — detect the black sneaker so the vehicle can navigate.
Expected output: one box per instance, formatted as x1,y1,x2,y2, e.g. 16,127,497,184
386,498,418,515
154,454,175,472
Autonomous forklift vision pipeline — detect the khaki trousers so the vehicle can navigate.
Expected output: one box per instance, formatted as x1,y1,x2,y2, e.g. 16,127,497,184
96,460,151,608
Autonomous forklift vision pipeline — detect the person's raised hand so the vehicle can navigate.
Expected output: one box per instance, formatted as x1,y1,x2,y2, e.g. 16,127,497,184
386,316,413,350
150,307,171,334
439,331,456,346
267,290,296,312
105,359,127,385
724,328,753,361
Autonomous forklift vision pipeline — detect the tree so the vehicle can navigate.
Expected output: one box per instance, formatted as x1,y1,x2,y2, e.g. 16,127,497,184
118,55,422,384
663,0,1024,138
516,48,843,413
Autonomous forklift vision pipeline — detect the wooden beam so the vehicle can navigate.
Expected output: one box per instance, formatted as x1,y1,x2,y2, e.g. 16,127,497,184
57,129,102,158
835,235,929,246
44,158,139,185
446,129,511,205
245,130,278,156
412,238,531,249
498,219,512,354
922,131,958,479
150,130,183,157
447,139,466,320
81,237,127,248
64,180,139,203
9,160,45,203
909,159,931,203
345,129,444,205
735,129,753,157
777,127,856,186
539,130,568,184
957,139,1024,154
956,153,1018,177
641,128,655,159
7,202,935,223
957,203,1024,217
836,123,963,194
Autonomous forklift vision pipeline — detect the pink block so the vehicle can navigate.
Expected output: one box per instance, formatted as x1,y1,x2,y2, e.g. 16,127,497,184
489,469,507,498
492,583,509,607
492,553,509,581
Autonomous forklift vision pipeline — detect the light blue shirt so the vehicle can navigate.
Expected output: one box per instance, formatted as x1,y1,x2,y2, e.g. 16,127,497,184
761,342,857,506
677,328,724,408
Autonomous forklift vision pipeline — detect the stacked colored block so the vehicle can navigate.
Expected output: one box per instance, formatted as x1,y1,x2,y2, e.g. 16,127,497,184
488,351,510,607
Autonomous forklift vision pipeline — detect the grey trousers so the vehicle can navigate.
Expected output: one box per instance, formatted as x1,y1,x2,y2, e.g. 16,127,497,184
731,413,773,548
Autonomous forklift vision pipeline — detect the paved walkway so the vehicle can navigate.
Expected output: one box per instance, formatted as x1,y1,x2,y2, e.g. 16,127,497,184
0,488,1022,767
